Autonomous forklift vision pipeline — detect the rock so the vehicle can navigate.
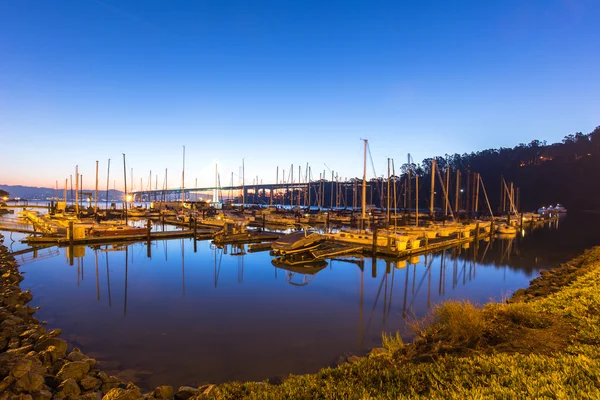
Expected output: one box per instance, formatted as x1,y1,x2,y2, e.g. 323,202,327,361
84,357,98,369
0,376,15,392
174,386,198,400
19,290,34,304
80,375,102,391
31,390,53,400
54,378,81,399
5,344,34,356
8,337,21,349
66,348,87,362
347,355,362,363
11,359,33,378
97,371,110,382
79,393,103,400
56,360,91,381
13,372,45,393
0,390,12,400
11,394,33,400
34,337,68,358
40,328,62,340
152,385,174,399
101,376,123,393
102,387,142,400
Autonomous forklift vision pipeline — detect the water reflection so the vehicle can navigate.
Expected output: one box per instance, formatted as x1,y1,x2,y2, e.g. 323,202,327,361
7,213,600,390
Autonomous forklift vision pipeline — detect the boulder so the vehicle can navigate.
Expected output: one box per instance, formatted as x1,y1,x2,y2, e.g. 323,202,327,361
5,344,34,356
56,361,91,381
174,386,198,400
10,394,33,400
84,357,98,369
54,378,81,399
31,390,53,400
39,328,62,341
66,348,87,362
101,376,123,393
8,337,21,349
13,372,45,393
34,337,68,358
80,375,102,391
0,376,15,392
11,359,33,378
152,385,174,399
79,393,103,400
102,387,142,400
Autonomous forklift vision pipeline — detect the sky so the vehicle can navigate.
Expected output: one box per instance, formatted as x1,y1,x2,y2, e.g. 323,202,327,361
1,0,599,191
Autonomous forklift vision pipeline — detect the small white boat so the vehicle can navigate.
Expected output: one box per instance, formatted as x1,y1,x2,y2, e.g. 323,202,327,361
496,224,517,235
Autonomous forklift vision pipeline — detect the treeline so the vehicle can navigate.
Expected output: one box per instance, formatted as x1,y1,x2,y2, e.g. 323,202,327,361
409,125,600,212
267,126,600,213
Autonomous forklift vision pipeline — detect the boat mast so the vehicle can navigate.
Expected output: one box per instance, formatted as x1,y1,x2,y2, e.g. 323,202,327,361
242,158,245,211
415,174,419,227
361,139,367,231
122,154,128,224
75,165,79,216
181,145,185,206
430,159,436,220
387,158,391,227
105,159,110,210
95,160,99,214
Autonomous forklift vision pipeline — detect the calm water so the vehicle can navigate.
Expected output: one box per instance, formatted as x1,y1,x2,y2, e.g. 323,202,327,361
3,212,600,390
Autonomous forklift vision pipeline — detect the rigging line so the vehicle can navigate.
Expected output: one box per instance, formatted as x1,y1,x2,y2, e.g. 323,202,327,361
367,141,377,178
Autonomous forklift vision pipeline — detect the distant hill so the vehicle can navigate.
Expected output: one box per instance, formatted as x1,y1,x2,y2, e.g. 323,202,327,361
0,184,123,201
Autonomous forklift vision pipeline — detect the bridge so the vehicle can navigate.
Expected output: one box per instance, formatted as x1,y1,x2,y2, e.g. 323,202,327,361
131,181,342,202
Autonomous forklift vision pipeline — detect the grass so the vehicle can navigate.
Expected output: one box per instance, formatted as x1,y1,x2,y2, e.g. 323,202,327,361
208,247,600,399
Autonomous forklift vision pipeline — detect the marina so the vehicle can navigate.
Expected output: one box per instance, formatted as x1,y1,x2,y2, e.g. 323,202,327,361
0,197,578,389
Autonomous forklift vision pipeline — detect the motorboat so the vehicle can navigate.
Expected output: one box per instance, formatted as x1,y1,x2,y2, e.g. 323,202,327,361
495,224,517,235
89,225,147,237
271,227,325,255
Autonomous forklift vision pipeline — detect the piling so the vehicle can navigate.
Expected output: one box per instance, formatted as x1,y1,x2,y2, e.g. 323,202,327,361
193,218,198,253
372,229,378,254
68,221,74,247
520,212,524,231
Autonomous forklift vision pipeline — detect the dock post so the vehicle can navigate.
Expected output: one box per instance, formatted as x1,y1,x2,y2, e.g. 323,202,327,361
68,221,74,266
372,229,378,255
69,221,74,247
193,217,198,252
146,220,151,243
520,212,524,231
475,222,479,242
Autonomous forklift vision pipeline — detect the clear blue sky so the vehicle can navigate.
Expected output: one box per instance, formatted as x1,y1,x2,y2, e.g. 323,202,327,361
1,0,598,190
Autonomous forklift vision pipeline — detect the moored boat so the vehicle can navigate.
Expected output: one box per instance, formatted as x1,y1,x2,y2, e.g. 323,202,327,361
271,227,326,255
88,225,147,237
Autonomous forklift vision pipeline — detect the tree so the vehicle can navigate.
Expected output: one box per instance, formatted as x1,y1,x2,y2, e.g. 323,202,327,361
0,189,8,199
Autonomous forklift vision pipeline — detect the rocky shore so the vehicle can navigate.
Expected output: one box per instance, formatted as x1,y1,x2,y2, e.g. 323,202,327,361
0,234,214,400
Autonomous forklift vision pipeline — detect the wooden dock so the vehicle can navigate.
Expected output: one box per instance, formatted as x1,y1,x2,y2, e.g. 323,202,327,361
24,229,215,247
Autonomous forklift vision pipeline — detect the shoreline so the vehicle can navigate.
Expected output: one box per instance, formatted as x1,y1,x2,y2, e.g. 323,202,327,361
2,234,600,398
